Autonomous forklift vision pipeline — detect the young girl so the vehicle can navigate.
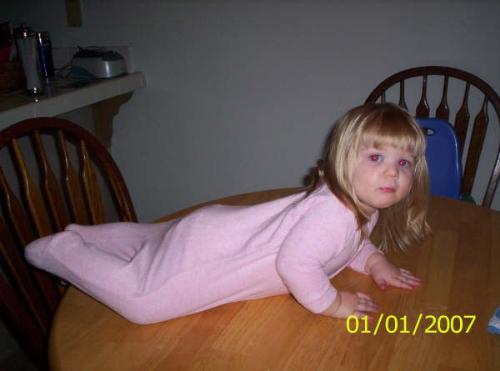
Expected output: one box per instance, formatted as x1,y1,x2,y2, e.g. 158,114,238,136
25,103,430,324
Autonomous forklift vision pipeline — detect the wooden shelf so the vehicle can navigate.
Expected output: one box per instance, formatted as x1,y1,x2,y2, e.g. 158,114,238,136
0,72,146,148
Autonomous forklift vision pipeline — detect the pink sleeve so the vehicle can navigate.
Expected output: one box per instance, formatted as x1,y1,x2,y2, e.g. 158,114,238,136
348,212,381,274
276,202,348,314
348,239,382,274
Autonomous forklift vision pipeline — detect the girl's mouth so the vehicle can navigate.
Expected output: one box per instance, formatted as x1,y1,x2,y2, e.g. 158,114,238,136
379,187,396,193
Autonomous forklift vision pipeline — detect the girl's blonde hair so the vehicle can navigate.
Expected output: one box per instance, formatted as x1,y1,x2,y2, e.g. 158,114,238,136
310,103,431,251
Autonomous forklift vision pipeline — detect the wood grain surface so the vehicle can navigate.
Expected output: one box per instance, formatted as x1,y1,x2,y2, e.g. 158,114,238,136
48,190,500,370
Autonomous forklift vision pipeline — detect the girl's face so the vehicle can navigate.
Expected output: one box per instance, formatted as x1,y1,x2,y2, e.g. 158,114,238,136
352,144,415,214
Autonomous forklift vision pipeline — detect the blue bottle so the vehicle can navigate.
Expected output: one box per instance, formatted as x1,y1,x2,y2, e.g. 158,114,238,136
36,31,54,79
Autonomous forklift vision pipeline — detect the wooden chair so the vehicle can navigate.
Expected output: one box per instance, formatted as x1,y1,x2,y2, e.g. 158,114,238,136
0,117,137,367
365,66,500,207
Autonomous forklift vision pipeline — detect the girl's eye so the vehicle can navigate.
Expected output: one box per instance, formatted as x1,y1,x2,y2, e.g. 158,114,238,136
369,154,382,162
399,159,412,168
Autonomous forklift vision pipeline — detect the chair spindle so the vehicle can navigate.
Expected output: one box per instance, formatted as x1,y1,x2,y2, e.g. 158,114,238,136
483,151,500,207
416,75,430,117
398,81,408,110
436,75,450,120
32,131,70,231
454,82,471,154
107,175,132,222
10,139,53,237
0,167,37,247
80,141,105,224
462,95,489,195
56,131,89,225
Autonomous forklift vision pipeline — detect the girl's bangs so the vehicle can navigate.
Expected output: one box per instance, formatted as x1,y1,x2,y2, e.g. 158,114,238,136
361,117,424,157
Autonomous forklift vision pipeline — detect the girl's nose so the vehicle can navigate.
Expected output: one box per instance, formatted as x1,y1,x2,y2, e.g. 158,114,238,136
384,163,398,177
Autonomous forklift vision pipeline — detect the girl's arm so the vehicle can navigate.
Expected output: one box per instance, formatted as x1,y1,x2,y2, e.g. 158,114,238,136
364,252,423,290
321,252,422,319
321,251,422,319
348,239,381,273
276,203,353,314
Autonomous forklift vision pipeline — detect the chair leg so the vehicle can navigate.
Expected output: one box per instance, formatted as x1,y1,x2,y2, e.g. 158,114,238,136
0,278,48,369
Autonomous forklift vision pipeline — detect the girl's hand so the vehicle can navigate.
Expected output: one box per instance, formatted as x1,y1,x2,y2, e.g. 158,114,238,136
322,291,379,319
365,252,423,290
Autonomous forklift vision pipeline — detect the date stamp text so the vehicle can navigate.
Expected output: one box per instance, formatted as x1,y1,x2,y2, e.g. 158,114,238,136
346,314,476,335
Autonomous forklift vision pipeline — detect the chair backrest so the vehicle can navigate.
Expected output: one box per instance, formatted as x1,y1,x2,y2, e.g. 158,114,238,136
416,118,461,199
0,117,137,365
366,66,500,207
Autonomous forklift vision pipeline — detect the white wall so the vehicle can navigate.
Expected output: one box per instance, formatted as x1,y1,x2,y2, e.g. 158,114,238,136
4,0,500,221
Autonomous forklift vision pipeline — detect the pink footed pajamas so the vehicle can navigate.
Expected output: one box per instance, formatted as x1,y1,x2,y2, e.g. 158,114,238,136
25,184,379,324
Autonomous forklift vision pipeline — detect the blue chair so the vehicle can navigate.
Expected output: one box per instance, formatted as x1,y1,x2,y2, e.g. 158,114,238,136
416,118,461,199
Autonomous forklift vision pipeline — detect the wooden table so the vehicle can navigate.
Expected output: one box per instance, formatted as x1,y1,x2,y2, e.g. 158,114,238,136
48,189,500,370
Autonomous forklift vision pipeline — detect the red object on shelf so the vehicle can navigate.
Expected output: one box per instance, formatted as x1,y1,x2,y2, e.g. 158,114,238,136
0,46,11,63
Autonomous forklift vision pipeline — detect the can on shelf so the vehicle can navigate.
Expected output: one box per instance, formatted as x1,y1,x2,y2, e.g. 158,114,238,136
36,31,54,79
14,26,43,94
